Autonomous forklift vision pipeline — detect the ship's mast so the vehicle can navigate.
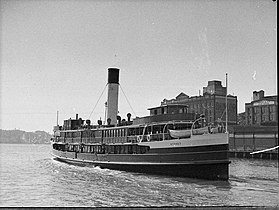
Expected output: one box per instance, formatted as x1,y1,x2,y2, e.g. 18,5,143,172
56,110,59,126
225,73,228,133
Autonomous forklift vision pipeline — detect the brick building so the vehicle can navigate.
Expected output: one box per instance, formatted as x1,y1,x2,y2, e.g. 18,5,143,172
161,80,238,125
245,90,278,126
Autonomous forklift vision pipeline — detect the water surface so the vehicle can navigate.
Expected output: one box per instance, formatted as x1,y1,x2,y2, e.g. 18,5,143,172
0,144,278,207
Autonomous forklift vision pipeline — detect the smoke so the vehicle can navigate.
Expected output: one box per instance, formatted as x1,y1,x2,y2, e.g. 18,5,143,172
186,27,211,80
252,71,256,80
198,27,211,68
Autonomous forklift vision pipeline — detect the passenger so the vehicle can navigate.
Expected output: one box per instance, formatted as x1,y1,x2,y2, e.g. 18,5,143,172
209,124,213,134
218,124,222,133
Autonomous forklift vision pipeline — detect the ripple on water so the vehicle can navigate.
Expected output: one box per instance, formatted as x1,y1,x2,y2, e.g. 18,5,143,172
1,145,279,207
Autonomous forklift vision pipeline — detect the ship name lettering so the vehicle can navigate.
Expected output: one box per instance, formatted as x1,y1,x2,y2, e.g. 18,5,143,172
170,142,181,146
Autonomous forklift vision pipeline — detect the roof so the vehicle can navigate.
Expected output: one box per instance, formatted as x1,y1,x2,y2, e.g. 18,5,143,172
245,96,278,106
148,104,189,110
263,95,277,100
176,92,189,99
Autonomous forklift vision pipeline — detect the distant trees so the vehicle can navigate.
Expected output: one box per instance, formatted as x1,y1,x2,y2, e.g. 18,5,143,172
0,129,51,144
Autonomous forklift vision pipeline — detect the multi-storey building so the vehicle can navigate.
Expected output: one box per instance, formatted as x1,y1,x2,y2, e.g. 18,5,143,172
161,80,238,125
245,90,278,126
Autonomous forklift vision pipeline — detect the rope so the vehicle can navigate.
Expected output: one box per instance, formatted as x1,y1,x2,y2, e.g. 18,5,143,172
220,109,225,121
250,146,279,155
88,84,108,119
120,84,137,117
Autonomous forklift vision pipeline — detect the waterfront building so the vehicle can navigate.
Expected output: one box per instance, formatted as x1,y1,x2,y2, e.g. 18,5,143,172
245,90,278,126
237,112,246,126
161,80,238,126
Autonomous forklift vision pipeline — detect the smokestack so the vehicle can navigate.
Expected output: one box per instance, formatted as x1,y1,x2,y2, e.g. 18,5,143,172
107,68,120,125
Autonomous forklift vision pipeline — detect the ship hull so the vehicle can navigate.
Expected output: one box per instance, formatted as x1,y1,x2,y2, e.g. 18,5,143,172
53,155,229,180
51,134,230,180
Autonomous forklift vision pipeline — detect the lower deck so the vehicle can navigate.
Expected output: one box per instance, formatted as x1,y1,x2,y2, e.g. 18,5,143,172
52,143,229,163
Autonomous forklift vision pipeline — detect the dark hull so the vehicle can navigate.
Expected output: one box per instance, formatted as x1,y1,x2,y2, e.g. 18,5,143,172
54,156,229,180
52,144,230,180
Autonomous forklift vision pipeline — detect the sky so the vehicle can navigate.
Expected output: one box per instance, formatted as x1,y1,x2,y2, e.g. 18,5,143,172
0,0,277,133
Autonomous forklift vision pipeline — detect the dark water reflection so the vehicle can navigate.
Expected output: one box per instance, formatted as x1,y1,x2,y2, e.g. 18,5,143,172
0,144,278,207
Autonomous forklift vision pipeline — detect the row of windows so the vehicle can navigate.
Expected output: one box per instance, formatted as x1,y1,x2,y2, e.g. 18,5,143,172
188,102,214,109
128,125,167,135
59,123,194,140
60,131,100,138
151,107,187,115
103,128,126,137
189,108,213,116
247,112,276,119
247,114,275,123
53,143,149,154
247,105,276,114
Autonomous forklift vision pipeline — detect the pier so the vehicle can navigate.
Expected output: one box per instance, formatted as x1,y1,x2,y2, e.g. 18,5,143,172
229,126,278,160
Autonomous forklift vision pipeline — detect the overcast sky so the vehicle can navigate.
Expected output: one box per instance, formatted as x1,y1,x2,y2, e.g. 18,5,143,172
1,0,277,133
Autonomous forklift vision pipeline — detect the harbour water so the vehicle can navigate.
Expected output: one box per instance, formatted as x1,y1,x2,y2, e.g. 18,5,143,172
0,144,278,207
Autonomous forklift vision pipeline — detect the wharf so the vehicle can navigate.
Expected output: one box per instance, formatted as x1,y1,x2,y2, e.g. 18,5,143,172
229,150,278,160
229,126,278,160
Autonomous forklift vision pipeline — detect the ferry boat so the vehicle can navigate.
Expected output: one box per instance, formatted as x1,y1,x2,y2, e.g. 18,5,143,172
51,68,230,180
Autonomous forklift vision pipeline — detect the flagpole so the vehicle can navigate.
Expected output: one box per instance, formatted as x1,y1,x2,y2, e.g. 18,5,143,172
225,73,228,133
56,111,59,126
